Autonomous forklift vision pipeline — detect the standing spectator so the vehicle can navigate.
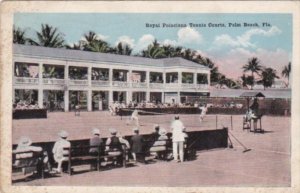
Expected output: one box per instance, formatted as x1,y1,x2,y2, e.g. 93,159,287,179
130,128,144,163
52,130,70,173
171,116,185,162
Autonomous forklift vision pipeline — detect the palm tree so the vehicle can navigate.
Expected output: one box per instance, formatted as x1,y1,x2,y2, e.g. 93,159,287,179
141,40,166,59
282,62,291,87
162,45,183,57
65,42,84,50
242,57,263,89
113,42,132,55
259,67,279,89
181,48,196,61
82,31,98,44
84,39,111,53
241,74,254,89
28,24,65,48
13,26,27,44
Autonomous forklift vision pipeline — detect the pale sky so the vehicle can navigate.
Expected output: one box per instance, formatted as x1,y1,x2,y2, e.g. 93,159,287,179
14,13,292,80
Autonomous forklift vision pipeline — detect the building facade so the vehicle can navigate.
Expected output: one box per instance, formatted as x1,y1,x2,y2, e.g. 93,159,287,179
13,44,211,111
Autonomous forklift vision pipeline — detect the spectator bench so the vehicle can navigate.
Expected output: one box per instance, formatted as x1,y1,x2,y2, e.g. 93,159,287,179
135,138,194,163
12,150,46,179
64,144,127,175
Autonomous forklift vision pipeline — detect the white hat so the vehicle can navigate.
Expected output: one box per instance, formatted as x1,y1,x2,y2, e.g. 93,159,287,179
58,130,69,138
159,128,167,135
92,128,100,135
18,136,32,146
109,128,117,135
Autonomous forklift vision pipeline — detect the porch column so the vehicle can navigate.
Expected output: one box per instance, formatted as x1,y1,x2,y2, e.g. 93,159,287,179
194,73,197,85
87,66,92,111
161,92,164,103
38,63,43,108
64,64,69,112
146,71,150,88
163,72,167,85
87,90,92,111
177,92,180,104
126,91,132,104
109,68,113,86
146,91,150,102
178,71,182,85
109,89,113,105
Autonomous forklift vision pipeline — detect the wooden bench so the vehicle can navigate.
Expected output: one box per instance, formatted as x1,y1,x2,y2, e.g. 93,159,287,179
64,144,127,175
12,150,45,179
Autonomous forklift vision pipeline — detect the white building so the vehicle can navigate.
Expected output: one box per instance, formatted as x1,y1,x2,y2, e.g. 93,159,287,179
13,44,211,111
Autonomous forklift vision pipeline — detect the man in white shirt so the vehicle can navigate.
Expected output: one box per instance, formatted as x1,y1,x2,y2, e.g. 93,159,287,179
199,104,208,122
171,116,185,162
52,130,71,173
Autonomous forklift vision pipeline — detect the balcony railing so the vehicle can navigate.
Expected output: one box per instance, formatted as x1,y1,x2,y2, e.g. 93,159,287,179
112,81,130,88
69,79,88,86
132,82,147,88
13,76,209,90
149,83,164,89
181,83,196,89
43,78,65,85
14,77,39,84
165,83,179,88
196,84,209,89
92,80,110,87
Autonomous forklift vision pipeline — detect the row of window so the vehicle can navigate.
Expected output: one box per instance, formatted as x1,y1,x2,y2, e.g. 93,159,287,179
14,62,209,84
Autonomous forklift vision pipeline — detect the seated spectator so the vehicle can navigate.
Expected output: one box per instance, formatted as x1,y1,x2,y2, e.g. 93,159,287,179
89,128,103,155
52,130,71,173
13,136,44,176
150,128,168,159
89,128,103,170
106,128,122,156
130,128,144,163
150,124,160,143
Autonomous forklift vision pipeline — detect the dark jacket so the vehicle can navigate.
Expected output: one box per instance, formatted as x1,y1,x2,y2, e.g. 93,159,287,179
131,135,144,153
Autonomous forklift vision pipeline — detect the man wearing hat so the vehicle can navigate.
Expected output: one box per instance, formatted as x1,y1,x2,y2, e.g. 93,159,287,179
89,128,103,170
52,130,71,173
14,136,43,176
106,128,123,156
89,128,103,154
171,116,185,162
130,128,144,163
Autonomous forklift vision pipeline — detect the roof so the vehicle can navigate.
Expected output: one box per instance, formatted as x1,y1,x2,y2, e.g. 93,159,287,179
13,44,209,70
210,89,291,99
240,92,265,98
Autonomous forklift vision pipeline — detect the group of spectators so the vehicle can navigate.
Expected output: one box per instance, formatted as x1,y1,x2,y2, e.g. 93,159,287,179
13,100,39,110
13,116,189,177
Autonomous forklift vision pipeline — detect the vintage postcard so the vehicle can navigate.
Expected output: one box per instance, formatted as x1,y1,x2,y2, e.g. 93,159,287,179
1,1,300,193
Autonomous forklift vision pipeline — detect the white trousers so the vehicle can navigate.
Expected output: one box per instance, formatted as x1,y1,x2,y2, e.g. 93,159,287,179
173,141,184,162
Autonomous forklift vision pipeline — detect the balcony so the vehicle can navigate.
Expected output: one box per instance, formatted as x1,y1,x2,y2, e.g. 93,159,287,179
132,82,147,88
196,84,209,89
92,80,110,87
69,79,88,86
14,77,39,84
181,83,196,89
43,78,65,85
149,83,164,89
165,83,179,88
112,81,130,88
